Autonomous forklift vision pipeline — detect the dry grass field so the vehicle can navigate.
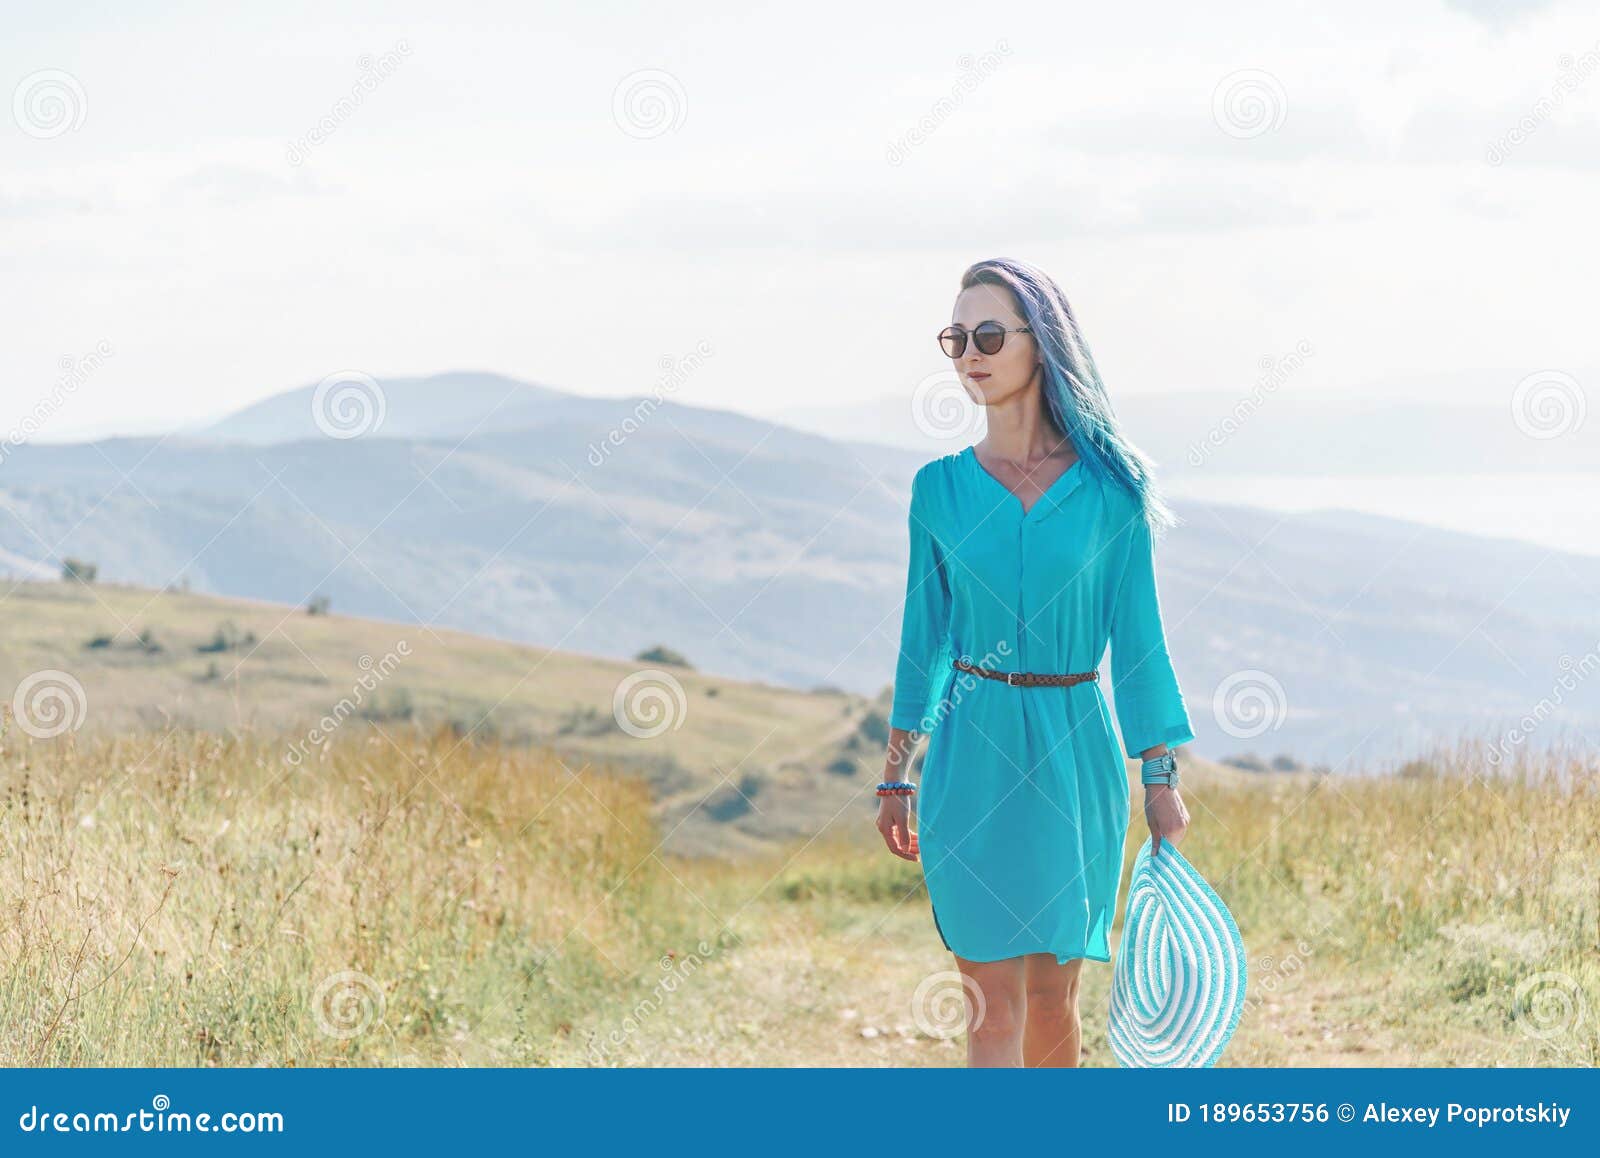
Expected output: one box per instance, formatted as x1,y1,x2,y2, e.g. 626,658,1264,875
3,717,1594,1067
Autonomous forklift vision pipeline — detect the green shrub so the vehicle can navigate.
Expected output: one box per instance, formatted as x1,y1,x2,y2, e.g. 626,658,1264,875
197,620,257,653
634,645,691,669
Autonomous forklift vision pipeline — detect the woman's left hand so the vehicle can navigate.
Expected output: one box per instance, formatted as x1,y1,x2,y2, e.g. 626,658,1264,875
1144,784,1189,856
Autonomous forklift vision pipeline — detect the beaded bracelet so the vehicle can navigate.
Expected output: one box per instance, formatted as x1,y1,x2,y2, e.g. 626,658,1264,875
876,780,917,797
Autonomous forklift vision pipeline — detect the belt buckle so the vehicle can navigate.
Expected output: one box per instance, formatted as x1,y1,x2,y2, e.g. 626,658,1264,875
1006,670,1023,687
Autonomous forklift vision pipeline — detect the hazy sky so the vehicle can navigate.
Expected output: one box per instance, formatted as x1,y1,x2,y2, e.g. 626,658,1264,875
3,0,1596,440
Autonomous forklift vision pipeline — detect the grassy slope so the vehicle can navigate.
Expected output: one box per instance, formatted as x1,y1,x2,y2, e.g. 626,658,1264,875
0,580,876,857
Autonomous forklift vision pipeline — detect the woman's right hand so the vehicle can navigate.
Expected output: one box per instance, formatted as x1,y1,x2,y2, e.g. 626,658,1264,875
877,793,919,861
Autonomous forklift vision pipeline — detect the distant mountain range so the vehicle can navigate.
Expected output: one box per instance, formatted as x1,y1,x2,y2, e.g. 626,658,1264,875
3,370,1596,767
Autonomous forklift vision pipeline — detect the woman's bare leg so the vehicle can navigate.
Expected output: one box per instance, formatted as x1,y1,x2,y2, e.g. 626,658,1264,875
1022,953,1085,1067
952,953,1027,1067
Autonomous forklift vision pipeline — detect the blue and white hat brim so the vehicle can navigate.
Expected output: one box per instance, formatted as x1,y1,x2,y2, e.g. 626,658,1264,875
1108,836,1247,1068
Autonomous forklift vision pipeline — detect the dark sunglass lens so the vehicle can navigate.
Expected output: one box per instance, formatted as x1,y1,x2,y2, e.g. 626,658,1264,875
973,321,1008,355
938,327,967,358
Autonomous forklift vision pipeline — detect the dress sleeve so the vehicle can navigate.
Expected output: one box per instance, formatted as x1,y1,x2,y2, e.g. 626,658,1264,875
889,470,953,733
1108,508,1196,759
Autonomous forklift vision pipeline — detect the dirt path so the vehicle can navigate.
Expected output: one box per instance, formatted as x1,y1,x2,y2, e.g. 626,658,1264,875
550,895,1544,1067
552,893,1138,1066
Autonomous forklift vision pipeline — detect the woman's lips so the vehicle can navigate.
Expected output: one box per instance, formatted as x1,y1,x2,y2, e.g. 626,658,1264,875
968,372,990,381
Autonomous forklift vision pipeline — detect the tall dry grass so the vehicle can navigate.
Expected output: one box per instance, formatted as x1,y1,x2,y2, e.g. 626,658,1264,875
1128,738,1600,1063
3,722,1595,1066
0,723,731,1066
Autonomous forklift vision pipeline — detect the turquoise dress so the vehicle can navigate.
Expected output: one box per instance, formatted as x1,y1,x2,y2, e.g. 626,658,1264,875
890,445,1195,965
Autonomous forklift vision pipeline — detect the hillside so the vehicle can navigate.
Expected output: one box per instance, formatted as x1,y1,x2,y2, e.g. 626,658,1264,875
0,580,874,857
5,371,1600,766
0,379,928,700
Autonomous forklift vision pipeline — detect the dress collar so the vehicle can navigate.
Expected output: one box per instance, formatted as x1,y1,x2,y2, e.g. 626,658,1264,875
963,445,1086,521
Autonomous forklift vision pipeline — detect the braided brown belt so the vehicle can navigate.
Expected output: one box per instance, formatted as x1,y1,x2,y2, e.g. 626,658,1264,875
952,656,1100,688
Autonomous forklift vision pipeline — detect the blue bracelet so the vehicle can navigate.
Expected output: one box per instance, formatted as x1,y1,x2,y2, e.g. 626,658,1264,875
1140,754,1178,785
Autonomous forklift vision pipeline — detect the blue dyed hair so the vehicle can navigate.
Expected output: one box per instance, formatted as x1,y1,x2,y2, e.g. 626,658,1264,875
960,257,1178,534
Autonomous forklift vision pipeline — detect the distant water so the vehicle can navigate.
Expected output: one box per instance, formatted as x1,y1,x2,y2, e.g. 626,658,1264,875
1167,472,1600,558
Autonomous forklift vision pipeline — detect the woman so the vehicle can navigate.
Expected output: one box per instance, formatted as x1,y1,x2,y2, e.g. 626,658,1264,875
878,257,1195,1068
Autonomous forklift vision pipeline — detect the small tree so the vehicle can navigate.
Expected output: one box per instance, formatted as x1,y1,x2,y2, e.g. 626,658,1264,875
635,644,691,669
1222,752,1269,773
61,557,98,583
306,594,331,616
198,620,256,653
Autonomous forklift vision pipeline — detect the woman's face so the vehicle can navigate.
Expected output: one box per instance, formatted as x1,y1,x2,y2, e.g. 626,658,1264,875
950,283,1039,407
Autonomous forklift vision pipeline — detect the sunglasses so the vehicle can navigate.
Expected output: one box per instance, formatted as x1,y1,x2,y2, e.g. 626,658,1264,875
938,321,1032,359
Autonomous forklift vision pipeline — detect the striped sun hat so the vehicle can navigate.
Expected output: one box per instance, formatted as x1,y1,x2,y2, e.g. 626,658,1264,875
1107,835,1247,1068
